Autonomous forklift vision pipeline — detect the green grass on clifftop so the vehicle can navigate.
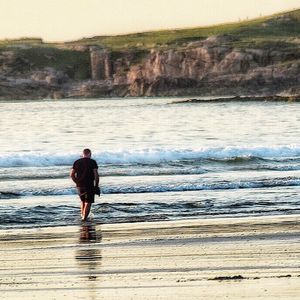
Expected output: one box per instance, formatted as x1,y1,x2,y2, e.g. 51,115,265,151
72,8,300,50
1,8,299,51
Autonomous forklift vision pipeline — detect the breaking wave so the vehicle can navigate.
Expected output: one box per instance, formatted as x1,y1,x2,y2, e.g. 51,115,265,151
0,145,300,167
1,176,300,199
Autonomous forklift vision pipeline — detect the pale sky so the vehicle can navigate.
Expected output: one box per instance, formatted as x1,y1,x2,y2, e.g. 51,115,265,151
0,0,299,42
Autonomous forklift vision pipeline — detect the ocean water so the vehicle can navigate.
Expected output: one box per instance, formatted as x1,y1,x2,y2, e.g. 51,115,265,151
0,97,300,229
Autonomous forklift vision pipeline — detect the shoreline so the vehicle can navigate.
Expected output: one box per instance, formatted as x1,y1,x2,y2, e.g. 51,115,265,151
1,213,299,237
1,214,300,299
0,94,299,102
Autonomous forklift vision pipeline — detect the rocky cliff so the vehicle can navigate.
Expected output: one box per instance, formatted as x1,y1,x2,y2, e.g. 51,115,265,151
125,35,300,96
0,10,300,99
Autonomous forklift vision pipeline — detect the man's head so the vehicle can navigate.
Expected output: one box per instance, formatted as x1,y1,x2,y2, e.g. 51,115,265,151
82,148,92,158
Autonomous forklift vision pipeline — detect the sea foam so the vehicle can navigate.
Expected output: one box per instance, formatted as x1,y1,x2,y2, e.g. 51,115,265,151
0,145,300,168
2,176,300,198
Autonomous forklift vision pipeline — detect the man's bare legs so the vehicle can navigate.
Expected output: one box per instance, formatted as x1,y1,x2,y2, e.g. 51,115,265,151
81,201,92,221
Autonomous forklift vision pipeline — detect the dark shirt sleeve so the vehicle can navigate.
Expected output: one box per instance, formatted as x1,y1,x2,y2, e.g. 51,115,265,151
93,160,98,169
72,160,78,170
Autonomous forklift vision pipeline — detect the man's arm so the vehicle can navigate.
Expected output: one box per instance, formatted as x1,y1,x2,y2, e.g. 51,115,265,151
70,168,77,184
93,169,99,187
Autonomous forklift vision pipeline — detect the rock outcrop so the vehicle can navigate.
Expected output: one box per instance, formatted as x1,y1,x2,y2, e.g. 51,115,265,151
90,46,112,80
123,36,300,97
0,35,299,99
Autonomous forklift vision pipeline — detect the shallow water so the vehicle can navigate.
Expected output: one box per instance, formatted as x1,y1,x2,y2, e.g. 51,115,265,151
0,97,300,228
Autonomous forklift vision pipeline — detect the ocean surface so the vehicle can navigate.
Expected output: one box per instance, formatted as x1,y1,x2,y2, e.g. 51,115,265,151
0,97,300,229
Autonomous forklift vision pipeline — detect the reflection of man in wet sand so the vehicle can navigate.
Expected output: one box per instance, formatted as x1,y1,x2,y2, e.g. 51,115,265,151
76,222,102,284
79,223,102,244
70,148,99,221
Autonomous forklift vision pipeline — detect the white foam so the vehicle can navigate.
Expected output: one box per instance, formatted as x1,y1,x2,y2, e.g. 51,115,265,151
5,177,300,198
102,178,300,194
0,145,300,168
0,152,78,168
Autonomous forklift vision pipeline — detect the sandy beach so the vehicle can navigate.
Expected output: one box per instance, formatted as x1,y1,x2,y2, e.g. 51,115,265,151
0,215,299,299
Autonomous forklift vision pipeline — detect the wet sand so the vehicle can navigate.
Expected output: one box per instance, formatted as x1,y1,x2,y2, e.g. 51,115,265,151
0,215,300,299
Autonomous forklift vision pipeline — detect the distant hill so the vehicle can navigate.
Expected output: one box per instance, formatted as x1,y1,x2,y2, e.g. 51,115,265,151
70,8,300,50
0,9,299,99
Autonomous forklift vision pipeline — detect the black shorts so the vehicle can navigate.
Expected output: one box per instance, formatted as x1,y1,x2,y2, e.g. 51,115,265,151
77,187,95,203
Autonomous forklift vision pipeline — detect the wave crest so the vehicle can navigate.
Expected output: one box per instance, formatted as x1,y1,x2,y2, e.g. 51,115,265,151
0,145,300,167
1,176,300,198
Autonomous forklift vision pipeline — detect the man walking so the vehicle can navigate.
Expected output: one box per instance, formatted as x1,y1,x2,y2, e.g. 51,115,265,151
70,148,99,221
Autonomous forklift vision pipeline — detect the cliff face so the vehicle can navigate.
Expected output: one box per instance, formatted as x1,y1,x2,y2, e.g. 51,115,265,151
124,36,300,96
0,35,299,99
90,46,112,80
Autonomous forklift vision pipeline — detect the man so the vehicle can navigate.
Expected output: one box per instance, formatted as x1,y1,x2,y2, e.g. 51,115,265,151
70,148,99,221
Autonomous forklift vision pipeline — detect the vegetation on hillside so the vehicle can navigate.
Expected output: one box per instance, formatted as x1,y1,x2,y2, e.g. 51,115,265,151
0,8,299,79
71,8,300,50
1,46,90,80
0,8,299,51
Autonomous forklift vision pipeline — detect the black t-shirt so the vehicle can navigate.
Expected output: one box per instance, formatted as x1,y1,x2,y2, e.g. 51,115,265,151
72,158,98,188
